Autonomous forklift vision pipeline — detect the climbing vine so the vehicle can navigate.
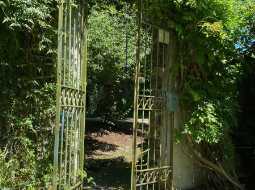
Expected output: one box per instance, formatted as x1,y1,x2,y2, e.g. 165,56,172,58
145,0,254,188
0,0,56,188
0,0,254,189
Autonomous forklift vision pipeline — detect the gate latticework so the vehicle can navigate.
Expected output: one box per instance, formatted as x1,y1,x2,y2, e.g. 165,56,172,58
53,0,88,189
132,0,175,189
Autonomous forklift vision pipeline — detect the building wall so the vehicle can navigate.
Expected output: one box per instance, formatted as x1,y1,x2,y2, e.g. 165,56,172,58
173,142,197,189
172,110,203,190
162,29,204,189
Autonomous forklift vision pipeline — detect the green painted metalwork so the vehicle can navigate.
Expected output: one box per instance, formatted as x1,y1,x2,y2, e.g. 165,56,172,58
53,0,174,189
131,0,174,189
53,0,88,189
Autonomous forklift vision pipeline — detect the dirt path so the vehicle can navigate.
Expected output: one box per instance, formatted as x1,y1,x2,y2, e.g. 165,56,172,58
85,119,135,189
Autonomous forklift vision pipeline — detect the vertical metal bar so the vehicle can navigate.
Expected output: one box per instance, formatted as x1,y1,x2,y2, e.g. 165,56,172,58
72,6,76,88
69,0,72,87
70,108,74,185
73,112,77,185
160,43,165,168
63,2,68,86
72,108,77,184
76,112,79,185
156,30,159,95
73,7,78,183
70,3,74,184
131,0,142,189
149,28,153,97
75,8,79,89
147,25,153,171
75,5,81,181
65,1,69,86
141,23,147,172
68,108,71,186
74,7,77,90
143,24,148,190
80,0,88,177
66,2,71,185
169,112,174,189
154,30,160,174
69,108,74,186
64,109,69,184
77,108,82,177
53,0,64,189
60,110,65,183
154,30,159,169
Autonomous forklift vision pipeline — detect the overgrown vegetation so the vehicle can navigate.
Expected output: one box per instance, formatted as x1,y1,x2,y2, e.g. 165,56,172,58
0,0,56,188
0,0,254,189
147,0,255,188
87,2,136,119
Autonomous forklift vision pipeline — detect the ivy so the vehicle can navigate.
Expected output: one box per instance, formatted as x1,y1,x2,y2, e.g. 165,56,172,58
0,0,254,188
183,102,223,144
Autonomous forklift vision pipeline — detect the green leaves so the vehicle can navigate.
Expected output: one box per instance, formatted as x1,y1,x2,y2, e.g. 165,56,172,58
87,3,136,119
183,102,223,144
0,83,56,188
2,0,54,31
200,21,227,40
159,0,254,148
0,0,8,8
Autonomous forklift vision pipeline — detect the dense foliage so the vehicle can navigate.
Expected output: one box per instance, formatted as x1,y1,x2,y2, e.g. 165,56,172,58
87,2,136,119
0,0,254,189
142,0,252,138
147,0,255,188
0,0,57,188
0,0,135,188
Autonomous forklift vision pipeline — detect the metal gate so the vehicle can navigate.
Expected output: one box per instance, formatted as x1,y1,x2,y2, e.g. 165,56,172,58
53,0,88,189
131,0,174,189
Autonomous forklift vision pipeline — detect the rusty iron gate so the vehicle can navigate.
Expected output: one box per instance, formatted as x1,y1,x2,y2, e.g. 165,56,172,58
53,0,174,189
53,0,88,189
131,0,175,189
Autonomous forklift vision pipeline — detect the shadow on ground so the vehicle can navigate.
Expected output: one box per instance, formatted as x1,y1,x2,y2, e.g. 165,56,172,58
86,136,118,157
84,118,132,189
86,157,131,190
86,118,133,135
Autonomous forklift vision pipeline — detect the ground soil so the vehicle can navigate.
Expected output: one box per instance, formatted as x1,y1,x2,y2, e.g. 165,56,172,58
84,118,135,190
